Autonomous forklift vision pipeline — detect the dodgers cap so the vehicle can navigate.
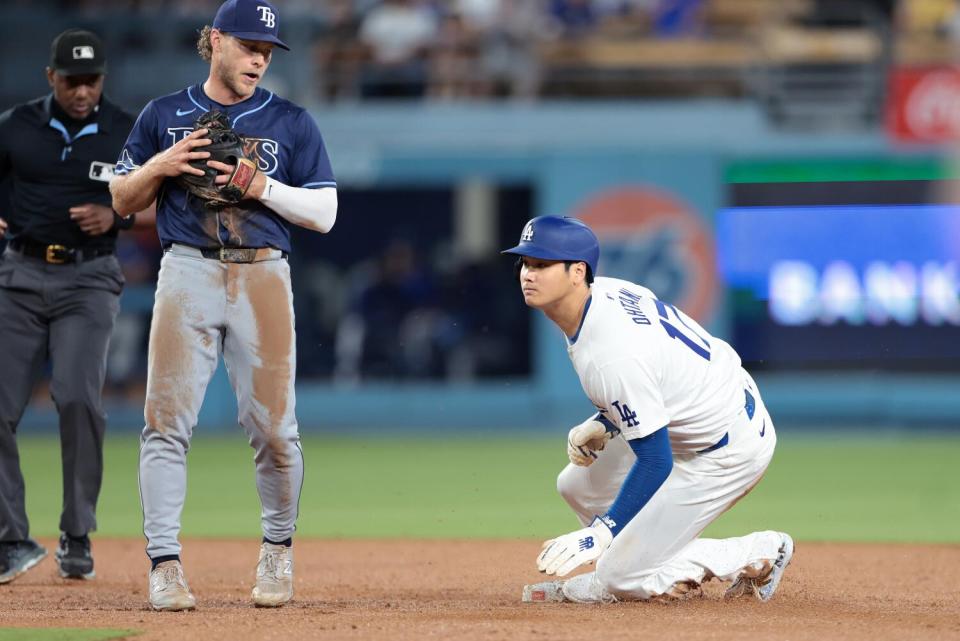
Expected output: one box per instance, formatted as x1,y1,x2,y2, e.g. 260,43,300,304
502,215,600,275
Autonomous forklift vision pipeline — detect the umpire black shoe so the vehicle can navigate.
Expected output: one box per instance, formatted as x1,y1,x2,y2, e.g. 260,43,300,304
0,538,48,584
56,533,95,580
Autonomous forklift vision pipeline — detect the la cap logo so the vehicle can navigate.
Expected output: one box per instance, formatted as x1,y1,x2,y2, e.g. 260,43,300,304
521,222,534,242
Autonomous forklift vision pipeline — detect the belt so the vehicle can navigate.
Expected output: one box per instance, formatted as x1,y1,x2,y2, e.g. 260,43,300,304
169,244,287,263
696,388,757,455
9,238,114,264
744,388,756,420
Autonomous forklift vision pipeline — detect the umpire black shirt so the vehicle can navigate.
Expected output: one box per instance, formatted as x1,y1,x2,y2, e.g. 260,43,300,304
0,93,135,250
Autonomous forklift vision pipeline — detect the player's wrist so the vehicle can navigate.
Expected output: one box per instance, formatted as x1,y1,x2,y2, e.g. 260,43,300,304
591,515,617,540
247,171,267,200
590,516,615,542
567,418,611,466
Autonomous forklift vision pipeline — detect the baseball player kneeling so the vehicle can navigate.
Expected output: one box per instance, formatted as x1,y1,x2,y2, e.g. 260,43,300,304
504,216,794,604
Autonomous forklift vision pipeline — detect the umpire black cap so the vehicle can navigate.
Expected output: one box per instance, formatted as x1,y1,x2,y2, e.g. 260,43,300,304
50,29,106,76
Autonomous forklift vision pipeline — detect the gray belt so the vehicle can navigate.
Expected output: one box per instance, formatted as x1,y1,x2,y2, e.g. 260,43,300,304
167,243,287,263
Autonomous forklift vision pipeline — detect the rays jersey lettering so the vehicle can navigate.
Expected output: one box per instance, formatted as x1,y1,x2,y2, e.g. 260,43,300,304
165,127,281,175
115,84,336,253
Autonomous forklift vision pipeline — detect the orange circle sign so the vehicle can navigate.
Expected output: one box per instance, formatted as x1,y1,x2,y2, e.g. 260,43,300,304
572,186,717,322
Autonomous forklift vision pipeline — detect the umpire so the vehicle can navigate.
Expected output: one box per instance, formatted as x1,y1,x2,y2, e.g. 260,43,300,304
0,29,144,583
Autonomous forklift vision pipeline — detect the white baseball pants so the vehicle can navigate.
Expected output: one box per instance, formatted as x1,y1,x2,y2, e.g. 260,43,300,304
557,372,782,600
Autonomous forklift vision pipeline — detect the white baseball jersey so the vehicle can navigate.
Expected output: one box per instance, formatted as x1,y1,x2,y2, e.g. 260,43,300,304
567,277,744,453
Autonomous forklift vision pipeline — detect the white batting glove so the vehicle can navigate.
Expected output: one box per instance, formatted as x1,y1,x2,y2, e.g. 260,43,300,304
536,517,614,576
567,419,612,467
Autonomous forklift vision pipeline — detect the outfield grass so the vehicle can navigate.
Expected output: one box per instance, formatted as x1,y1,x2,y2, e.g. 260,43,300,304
17,433,960,543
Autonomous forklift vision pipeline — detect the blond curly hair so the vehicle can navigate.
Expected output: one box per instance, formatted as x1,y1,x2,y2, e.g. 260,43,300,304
197,25,213,62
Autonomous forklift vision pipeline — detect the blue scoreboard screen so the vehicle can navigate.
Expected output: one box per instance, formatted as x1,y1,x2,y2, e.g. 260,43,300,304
719,164,960,370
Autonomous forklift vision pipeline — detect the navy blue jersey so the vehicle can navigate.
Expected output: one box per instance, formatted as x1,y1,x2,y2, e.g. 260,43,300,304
115,84,335,253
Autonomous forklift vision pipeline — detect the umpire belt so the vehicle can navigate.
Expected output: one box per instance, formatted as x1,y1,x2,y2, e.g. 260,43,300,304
168,243,287,263
9,238,114,264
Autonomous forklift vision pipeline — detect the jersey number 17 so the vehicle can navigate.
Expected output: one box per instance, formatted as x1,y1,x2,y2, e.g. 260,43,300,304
654,300,711,360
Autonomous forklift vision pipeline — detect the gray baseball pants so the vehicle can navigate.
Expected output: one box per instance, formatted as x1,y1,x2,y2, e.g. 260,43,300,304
139,245,304,559
0,248,122,540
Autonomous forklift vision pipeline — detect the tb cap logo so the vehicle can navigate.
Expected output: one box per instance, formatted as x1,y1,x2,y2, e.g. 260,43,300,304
257,5,276,28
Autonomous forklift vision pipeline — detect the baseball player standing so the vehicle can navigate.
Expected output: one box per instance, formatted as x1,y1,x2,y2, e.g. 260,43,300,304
0,29,149,584
503,216,793,603
110,0,337,611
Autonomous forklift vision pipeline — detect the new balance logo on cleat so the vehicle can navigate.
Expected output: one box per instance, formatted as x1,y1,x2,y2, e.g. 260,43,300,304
578,536,595,551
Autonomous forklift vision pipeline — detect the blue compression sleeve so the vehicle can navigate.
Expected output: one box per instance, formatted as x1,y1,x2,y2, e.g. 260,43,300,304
601,426,673,537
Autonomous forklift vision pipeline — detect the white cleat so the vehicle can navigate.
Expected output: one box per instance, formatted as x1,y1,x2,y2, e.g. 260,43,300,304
725,532,795,602
522,573,617,604
149,560,196,612
522,580,566,603
252,542,293,608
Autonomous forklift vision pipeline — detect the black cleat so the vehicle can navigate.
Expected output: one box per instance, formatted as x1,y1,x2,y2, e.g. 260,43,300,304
0,538,48,584
56,533,95,580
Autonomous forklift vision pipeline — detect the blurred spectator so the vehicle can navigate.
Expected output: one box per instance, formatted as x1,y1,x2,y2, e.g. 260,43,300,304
10,0,912,104
358,0,439,98
427,8,487,99
473,0,546,99
314,0,366,100
652,0,705,37
335,238,440,381
439,258,530,379
548,0,600,38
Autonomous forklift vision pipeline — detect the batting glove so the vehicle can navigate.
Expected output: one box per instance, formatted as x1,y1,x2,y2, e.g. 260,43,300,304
567,419,612,467
536,517,614,576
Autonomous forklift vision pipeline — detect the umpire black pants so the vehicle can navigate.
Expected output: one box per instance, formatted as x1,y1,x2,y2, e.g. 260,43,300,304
0,248,123,541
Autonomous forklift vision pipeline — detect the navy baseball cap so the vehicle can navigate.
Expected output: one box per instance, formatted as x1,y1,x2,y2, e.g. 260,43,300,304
213,0,290,51
502,215,600,275
50,29,106,76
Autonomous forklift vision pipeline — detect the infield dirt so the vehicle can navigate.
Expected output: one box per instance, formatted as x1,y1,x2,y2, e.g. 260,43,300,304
1,539,957,641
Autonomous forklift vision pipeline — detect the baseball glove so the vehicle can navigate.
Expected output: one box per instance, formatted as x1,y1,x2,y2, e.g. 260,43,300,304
176,110,258,208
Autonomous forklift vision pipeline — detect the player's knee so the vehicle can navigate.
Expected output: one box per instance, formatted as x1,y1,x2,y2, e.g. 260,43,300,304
253,433,301,469
595,560,656,600
556,465,589,510
50,377,99,406
54,395,102,419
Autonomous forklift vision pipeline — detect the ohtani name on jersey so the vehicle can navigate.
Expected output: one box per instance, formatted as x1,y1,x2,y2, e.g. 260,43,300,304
617,288,651,325
166,127,280,175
